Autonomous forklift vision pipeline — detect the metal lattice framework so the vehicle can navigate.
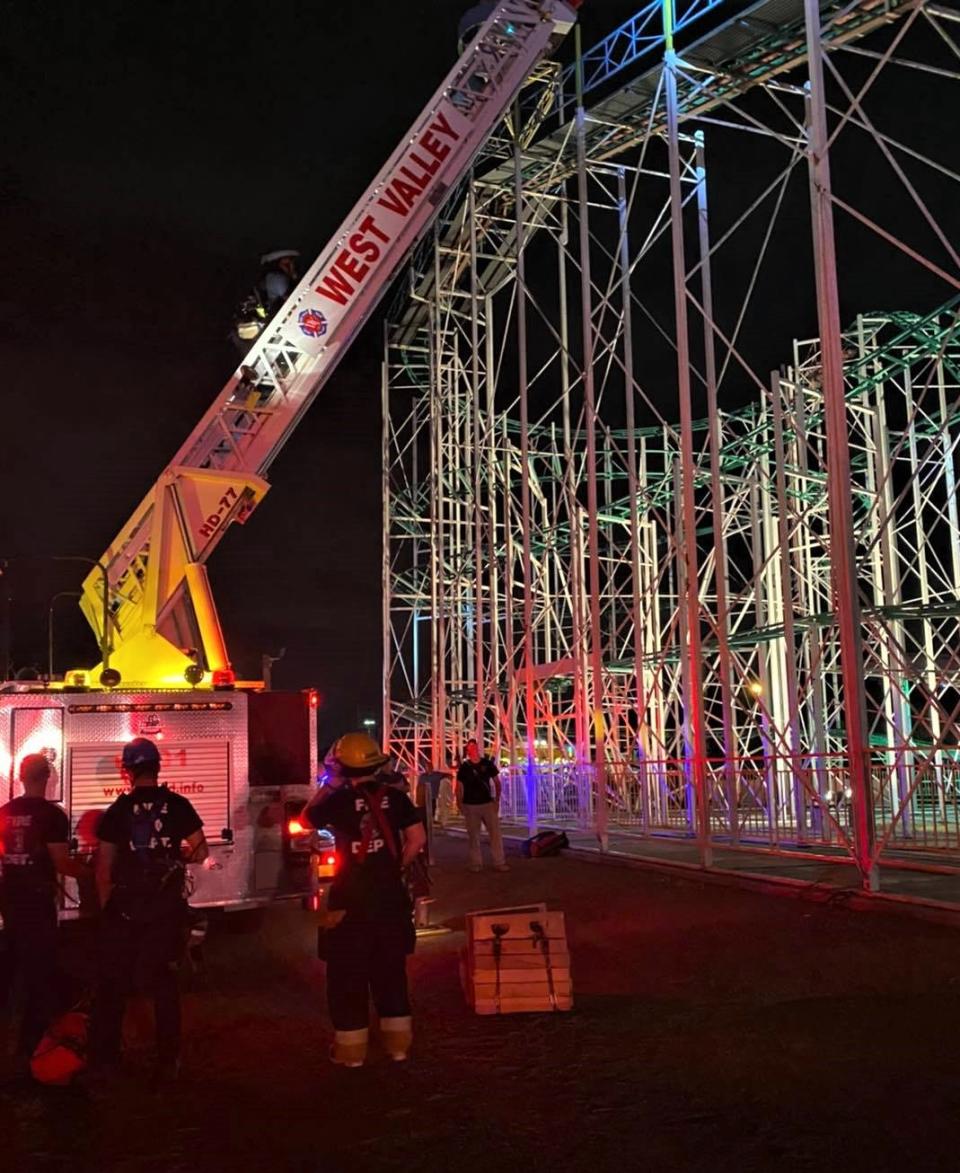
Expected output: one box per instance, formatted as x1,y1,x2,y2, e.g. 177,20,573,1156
383,0,960,888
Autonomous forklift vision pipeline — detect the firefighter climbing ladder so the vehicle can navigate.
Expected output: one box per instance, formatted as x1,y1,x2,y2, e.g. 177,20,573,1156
79,1,582,687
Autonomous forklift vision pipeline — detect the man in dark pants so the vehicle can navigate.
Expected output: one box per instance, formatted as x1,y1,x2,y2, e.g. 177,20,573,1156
0,753,88,1075
89,738,207,1084
303,733,426,1067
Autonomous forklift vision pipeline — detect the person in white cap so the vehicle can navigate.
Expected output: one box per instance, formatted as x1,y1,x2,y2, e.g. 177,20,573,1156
257,248,300,315
232,249,300,357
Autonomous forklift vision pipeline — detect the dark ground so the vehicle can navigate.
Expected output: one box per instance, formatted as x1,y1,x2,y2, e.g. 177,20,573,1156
3,837,960,1173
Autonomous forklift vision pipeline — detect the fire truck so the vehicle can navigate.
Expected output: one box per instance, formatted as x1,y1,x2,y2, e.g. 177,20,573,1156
0,1,582,914
0,683,322,914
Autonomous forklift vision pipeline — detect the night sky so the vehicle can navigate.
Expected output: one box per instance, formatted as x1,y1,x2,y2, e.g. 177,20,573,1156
2,1,643,738
4,1,956,739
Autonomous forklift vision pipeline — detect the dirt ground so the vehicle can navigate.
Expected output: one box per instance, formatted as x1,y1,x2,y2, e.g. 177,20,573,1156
3,836,960,1173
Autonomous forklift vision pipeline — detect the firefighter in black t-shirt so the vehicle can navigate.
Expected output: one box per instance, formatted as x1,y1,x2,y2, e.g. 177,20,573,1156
88,738,207,1083
0,753,89,1069
303,733,426,1068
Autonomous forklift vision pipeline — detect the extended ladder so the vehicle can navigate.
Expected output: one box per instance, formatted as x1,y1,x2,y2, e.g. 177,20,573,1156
79,1,582,686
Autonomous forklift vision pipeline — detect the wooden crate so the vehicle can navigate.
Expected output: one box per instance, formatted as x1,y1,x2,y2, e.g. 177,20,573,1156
462,904,572,1015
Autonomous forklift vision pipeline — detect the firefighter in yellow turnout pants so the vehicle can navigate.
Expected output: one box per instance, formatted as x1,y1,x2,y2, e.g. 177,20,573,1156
304,734,426,1066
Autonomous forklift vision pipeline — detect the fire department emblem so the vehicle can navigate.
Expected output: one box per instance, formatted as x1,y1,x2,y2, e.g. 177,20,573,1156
138,713,164,738
298,308,328,339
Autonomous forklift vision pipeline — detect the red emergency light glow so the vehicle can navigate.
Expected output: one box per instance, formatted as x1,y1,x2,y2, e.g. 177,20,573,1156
287,818,305,836
325,854,336,867
308,690,319,709
211,668,236,688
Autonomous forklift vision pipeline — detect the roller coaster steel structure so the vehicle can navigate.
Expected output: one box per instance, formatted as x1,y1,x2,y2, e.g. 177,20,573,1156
383,0,960,888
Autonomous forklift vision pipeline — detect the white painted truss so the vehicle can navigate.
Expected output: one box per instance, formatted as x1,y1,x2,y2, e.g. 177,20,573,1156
383,0,960,887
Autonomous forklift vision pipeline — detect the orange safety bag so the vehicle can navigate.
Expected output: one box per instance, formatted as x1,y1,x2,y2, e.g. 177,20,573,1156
31,1010,89,1086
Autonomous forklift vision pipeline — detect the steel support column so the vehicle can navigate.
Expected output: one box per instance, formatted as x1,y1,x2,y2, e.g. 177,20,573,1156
575,29,609,849
514,115,538,835
803,0,876,888
664,2,711,865
695,131,738,843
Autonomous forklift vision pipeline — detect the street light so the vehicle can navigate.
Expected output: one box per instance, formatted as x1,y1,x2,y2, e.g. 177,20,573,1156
48,591,82,680
52,556,112,675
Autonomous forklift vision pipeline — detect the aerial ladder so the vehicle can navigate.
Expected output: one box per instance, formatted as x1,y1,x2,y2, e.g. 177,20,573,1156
77,1,582,688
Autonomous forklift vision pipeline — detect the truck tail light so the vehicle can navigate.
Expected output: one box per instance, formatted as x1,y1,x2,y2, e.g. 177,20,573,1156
314,850,338,880
283,801,312,860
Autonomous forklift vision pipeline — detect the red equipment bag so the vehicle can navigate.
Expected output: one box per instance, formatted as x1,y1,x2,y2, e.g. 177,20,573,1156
31,1010,89,1086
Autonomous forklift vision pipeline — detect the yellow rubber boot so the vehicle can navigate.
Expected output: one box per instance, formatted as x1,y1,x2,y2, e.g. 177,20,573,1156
380,1016,413,1062
332,1028,368,1068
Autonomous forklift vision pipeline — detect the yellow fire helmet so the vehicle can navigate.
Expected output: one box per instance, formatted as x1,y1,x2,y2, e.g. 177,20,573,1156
329,732,389,773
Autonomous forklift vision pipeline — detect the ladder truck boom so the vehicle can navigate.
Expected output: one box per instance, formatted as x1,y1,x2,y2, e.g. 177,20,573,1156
79,2,582,688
